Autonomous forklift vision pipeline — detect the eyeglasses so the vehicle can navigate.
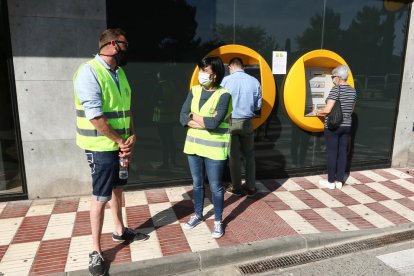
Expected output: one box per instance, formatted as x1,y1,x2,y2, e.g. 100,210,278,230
115,40,129,48
331,75,338,80
99,40,129,50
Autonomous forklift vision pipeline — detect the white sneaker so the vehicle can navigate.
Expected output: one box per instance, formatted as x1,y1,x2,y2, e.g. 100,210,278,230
319,179,335,190
335,181,343,189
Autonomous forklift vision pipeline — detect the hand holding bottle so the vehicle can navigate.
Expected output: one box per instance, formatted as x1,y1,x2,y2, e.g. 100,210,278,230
119,156,129,179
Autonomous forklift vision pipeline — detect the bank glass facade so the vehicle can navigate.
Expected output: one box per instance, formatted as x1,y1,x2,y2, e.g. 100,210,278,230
0,0,25,197
106,0,410,186
1,0,409,196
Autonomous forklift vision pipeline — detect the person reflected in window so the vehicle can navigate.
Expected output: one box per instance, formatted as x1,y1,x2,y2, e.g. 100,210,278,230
152,65,177,170
315,65,357,190
220,57,262,198
179,55,232,239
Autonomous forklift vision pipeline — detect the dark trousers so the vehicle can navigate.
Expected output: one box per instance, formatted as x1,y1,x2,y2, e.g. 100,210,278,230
229,118,256,191
324,126,351,183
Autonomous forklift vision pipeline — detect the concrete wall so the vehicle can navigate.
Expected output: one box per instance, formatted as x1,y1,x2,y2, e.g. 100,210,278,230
8,0,106,198
392,4,414,168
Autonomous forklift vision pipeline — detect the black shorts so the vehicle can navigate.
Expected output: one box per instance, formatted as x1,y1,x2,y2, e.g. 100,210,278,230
85,150,127,202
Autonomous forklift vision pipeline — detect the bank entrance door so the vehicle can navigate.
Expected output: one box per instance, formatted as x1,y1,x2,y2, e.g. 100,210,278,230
0,0,26,200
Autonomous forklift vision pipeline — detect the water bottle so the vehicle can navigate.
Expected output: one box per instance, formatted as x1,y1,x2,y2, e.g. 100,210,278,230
119,157,129,179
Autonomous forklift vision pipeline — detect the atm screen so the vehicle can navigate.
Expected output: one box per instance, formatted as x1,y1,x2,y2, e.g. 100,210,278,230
304,67,333,116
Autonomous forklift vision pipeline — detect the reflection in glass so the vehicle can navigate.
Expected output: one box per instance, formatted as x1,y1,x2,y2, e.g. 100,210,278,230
152,64,178,170
0,2,23,195
108,0,410,183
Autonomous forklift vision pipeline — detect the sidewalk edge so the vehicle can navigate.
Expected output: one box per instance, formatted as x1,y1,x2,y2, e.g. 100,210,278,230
67,222,414,276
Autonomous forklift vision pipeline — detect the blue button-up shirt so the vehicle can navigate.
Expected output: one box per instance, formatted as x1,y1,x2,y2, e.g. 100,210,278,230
74,54,120,120
221,69,262,119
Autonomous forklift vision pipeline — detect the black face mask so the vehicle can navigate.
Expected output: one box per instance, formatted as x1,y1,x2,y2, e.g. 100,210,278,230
114,48,128,67
99,41,129,67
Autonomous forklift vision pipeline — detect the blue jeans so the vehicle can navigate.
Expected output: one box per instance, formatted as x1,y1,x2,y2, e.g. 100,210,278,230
324,126,351,183
187,154,225,222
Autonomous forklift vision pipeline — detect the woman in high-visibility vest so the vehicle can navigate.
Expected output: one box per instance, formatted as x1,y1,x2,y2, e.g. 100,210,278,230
179,55,232,239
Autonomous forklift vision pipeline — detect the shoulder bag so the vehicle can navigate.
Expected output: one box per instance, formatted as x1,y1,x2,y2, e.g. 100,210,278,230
327,87,343,129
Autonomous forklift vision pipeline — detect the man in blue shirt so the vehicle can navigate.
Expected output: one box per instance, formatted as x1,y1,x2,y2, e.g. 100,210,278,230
221,57,262,197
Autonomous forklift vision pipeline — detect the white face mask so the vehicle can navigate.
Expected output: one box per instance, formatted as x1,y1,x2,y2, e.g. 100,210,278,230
198,71,212,87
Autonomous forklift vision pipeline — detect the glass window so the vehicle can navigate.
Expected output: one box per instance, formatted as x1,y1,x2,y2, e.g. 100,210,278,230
0,1,24,196
325,0,409,163
107,0,410,184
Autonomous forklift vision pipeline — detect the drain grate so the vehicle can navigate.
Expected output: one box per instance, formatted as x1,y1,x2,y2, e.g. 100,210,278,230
237,229,414,275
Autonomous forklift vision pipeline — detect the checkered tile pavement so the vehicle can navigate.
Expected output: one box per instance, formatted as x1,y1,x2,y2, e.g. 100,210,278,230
0,168,414,275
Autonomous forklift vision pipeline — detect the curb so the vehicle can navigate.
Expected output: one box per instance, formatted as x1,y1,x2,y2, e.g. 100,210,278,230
67,222,414,276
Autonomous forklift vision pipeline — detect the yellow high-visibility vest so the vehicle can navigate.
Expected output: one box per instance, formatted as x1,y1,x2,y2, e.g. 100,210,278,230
184,85,232,160
73,58,131,151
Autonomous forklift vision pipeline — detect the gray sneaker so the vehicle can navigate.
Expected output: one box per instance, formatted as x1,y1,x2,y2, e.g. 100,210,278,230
211,221,224,238
88,251,105,276
183,214,203,229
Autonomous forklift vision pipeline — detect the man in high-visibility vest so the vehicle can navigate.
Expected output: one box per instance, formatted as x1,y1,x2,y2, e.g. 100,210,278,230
73,28,148,276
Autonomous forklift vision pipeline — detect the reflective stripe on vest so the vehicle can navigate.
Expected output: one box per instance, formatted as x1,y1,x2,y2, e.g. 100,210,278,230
76,110,130,119
185,136,229,148
73,58,131,151
76,127,129,137
183,85,232,160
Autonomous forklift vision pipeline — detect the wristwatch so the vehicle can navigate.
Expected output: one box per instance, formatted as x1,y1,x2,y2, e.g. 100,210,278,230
189,113,193,119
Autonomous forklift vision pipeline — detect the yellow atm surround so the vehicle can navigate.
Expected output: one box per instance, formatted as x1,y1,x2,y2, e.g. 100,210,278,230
284,49,354,132
190,44,276,129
